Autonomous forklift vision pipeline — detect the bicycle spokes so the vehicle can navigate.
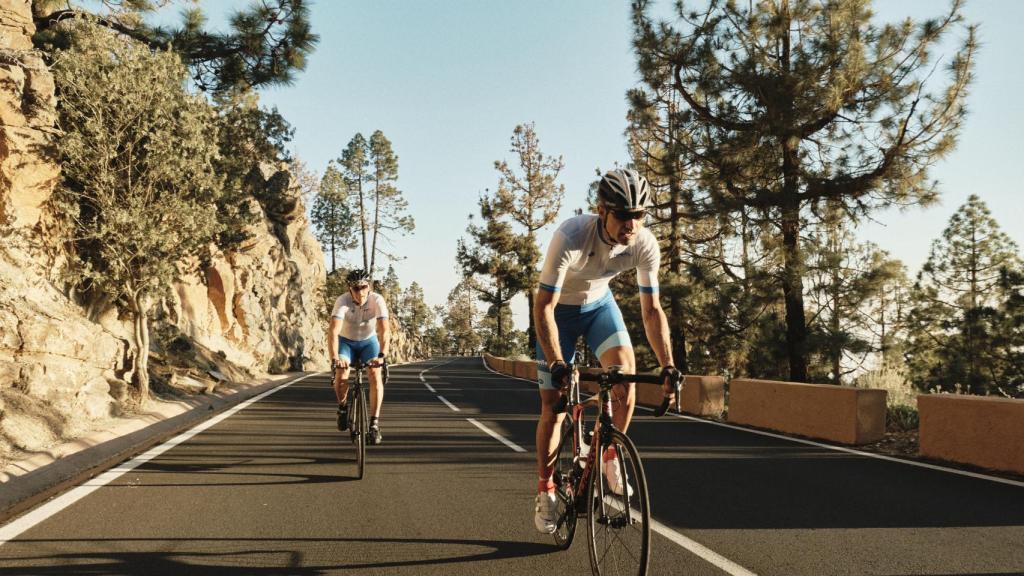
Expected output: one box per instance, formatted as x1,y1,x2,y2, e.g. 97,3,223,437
587,430,650,576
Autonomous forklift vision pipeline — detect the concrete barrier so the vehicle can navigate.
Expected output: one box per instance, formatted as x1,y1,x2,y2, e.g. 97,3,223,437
918,394,1024,476
513,360,537,381
728,379,886,445
682,376,725,416
511,360,524,379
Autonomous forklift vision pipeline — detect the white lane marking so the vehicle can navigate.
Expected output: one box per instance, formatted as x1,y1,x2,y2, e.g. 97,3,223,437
418,358,458,405
437,396,460,412
467,418,527,453
0,373,318,546
607,496,759,576
650,517,758,575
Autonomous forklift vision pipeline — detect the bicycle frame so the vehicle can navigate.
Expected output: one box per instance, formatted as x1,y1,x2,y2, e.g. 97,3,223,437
564,369,642,511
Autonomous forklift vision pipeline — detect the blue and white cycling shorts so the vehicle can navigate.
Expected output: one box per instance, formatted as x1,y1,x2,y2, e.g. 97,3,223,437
338,334,381,366
536,291,631,390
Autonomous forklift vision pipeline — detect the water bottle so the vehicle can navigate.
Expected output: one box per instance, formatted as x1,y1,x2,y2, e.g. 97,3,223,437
579,430,592,468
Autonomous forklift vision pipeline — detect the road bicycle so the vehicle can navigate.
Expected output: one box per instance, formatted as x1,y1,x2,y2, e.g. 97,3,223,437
551,365,681,576
336,358,386,480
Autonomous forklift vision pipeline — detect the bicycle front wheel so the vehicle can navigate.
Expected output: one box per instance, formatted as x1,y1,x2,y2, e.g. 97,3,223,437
355,387,368,479
587,429,650,576
552,415,579,549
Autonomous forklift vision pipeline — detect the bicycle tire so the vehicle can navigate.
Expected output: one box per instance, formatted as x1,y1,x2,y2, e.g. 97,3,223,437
587,429,650,576
355,385,368,479
552,415,578,549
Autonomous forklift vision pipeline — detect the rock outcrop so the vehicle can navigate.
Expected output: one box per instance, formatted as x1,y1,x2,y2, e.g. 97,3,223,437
166,164,329,373
0,0,330,468
0,1,58,235
1,0,127,464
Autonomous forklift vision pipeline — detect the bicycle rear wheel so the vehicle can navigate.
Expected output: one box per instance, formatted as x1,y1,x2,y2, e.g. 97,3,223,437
587,429,650,575
552,415,579,549
355,387,368,479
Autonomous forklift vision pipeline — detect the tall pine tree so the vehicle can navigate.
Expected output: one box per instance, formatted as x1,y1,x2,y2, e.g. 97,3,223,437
632,0,976,381
906,195,1022,395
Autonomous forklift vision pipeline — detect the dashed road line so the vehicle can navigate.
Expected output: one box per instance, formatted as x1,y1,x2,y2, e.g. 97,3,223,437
437,395,460,411
467,418,526,453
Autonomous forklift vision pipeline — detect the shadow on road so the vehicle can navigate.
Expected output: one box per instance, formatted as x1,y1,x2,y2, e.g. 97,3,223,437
0,536,557,575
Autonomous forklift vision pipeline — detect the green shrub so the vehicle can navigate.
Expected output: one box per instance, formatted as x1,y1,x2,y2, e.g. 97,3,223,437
888,404,919,431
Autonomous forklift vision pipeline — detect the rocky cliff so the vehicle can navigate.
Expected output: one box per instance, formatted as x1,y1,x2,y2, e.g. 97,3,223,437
166,164,329,374
0,0,330,468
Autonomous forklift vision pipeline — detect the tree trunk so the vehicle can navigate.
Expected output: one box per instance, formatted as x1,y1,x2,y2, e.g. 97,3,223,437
667,177,688,373
358,176,369,271
131,292,151,403
778,0,808,383
330,236,336,272
370,181,381,279
781,203,808,382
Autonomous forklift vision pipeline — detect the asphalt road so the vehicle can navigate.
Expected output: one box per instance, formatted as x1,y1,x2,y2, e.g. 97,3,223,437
0,357,1022,575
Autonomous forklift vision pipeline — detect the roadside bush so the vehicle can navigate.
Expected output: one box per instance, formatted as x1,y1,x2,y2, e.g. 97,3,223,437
854,364,920,430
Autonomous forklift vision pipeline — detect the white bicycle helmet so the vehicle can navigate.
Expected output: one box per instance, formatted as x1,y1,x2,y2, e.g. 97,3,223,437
597,169,652,211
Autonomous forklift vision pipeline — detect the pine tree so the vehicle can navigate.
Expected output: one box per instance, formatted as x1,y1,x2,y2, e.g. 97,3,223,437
456,196,539,356
211,88,294,248
367,131,414,278
399,281,435,357
804,204,906,383
491,123,565,353
337,134,371,270
906,195,1022,395
442,281,483,355
33,0,318,93
632,0,976,381
310,162,356,271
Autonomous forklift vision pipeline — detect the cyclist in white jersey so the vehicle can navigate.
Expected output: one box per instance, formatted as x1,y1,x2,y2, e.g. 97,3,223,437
532,169,681,533
328,268,391,445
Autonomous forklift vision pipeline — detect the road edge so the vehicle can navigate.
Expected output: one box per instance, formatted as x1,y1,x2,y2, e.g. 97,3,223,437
0,371,318,525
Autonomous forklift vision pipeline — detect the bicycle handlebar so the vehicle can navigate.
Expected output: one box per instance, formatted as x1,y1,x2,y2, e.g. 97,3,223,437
333,359,386,371
554,367,682,417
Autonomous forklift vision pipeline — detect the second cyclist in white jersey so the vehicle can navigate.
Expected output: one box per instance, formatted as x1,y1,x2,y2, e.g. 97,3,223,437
532,169,681,533
328,268,391,445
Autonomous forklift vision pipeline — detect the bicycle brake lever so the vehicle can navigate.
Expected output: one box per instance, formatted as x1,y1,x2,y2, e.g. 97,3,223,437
653,376,683,418
653,395,672,417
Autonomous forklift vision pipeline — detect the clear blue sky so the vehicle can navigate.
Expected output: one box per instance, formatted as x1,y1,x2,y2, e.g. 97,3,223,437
159,1,1023,329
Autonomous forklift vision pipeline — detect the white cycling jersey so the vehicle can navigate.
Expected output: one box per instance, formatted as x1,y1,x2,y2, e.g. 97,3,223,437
538,214,659,306
331,291,390,341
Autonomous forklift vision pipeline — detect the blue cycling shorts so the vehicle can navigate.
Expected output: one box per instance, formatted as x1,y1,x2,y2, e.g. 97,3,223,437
536,291,631,390
338,334,380,366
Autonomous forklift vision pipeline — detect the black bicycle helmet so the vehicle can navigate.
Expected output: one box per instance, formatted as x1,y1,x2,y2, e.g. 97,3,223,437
597,169,652,211
346,268,370,285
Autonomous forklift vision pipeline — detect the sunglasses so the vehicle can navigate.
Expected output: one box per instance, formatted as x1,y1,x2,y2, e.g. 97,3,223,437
612,209,646,221
349,284,369,291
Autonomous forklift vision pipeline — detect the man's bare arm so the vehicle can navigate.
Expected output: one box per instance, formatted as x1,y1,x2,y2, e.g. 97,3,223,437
534,288,562,366
639,292,674,368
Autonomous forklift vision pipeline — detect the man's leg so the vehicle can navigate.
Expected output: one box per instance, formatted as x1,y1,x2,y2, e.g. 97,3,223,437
535,389,565,481
598,345,637,433
533,324,578,534
332,366,350,404
368,367,384,418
